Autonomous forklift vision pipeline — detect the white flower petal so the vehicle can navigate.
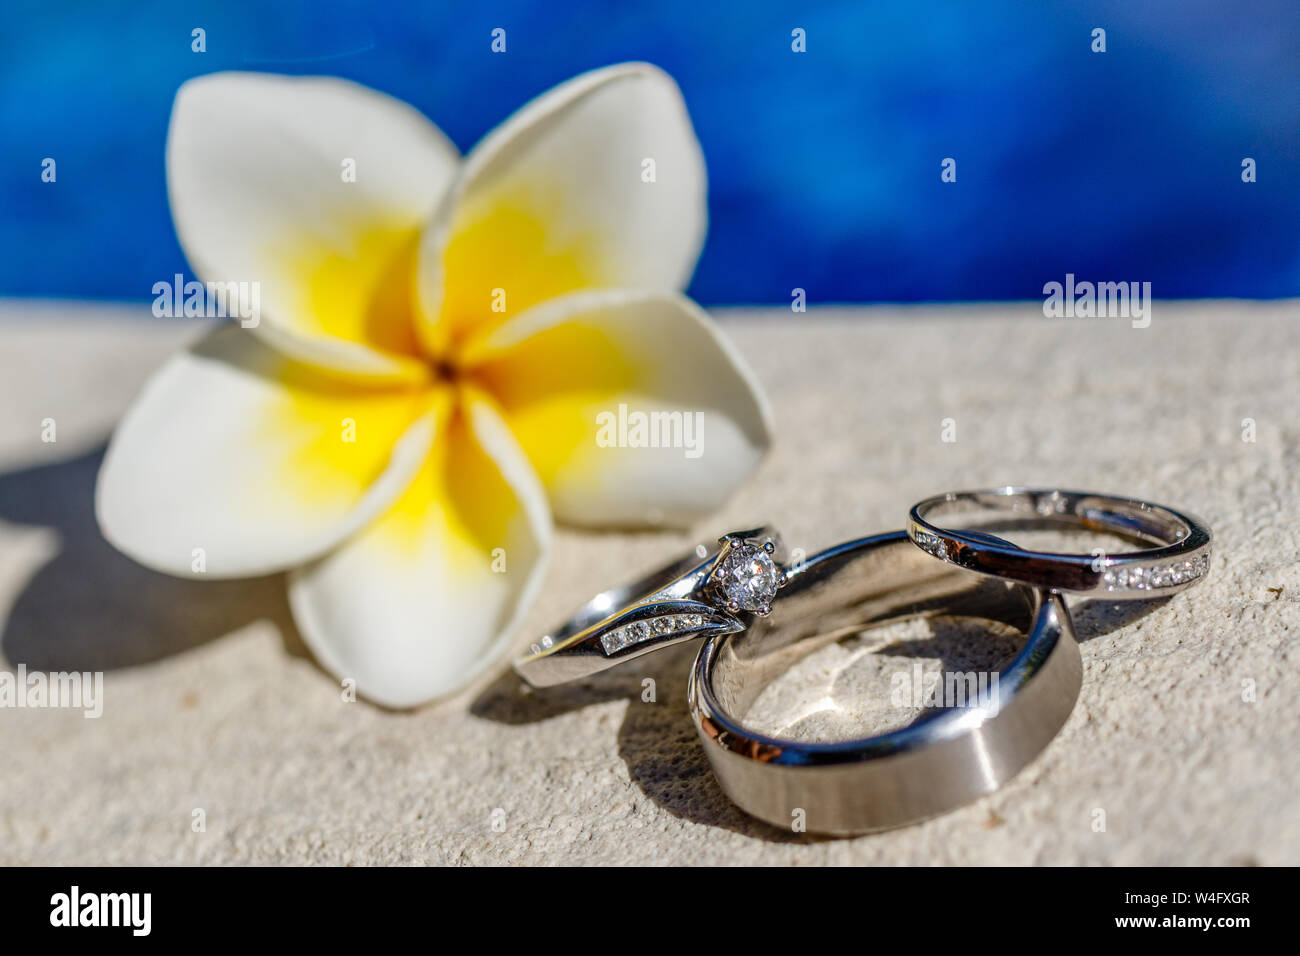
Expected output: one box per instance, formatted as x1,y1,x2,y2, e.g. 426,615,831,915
289,389,552,708
418,62,707,352
96,327,437,577
167,71,459,376
466,289,771,528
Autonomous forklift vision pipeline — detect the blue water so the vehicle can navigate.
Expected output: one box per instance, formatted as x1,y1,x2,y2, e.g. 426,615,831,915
2,0,1296,304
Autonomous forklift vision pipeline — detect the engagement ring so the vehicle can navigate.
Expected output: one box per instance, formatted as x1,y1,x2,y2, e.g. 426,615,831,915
515,527,791,688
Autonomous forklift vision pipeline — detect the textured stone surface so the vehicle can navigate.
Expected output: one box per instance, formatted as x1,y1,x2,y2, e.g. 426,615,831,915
0,298,1296,865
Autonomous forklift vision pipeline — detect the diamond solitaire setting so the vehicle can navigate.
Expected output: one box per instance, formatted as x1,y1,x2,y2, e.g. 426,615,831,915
516,525,788,685
597,533,789,657
710,537,785,615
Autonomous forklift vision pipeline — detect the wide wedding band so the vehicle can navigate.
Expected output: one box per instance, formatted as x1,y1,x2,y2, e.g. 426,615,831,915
515,526,790,688
688,532,1081,835
908,487,1212,598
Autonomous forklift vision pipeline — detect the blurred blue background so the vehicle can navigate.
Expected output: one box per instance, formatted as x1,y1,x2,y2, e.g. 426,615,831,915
2,0,1297,304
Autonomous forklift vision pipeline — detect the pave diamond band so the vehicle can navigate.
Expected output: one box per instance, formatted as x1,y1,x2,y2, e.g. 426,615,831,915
514,527,789,688
907,488,1212,599
1102,553,1211,592
599,612,706,655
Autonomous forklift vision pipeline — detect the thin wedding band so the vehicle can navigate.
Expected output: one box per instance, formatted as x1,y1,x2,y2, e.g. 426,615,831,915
908,487,1211,598
515,526,789,688
688,532,1081,835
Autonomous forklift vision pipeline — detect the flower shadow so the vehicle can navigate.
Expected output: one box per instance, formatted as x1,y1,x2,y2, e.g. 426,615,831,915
0,446,305,672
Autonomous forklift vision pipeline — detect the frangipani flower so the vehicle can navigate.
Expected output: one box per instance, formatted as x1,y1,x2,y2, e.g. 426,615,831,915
96,64,771,707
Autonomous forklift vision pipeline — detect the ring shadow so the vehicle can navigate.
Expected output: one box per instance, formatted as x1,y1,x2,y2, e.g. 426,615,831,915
472,585,1170,842
0,446,305,672
472,638,783,840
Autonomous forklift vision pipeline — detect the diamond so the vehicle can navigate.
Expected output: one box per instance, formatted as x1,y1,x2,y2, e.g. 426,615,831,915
600,627,629,655
715,542,780,611
1035,491,1069,516
914,531,949,560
